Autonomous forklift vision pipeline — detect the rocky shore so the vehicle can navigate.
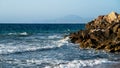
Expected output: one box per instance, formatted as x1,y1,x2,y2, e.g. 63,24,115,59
69,12,120,52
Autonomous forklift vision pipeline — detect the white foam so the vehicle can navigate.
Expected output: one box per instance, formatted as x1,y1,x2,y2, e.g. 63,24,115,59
2,58,66,67
55,36,69,47
8,33,17,35
8,32,28,36
51,59,111,68
0,35,69,54
19,32,28,36
1,57,114,68
48,35,62,39
0,37,69,54
0,44,56,54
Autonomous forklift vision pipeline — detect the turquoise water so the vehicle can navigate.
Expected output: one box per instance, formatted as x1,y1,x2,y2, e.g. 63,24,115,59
0,24,120,68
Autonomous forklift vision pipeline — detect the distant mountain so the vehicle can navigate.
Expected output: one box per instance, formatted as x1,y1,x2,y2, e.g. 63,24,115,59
40,15,93,23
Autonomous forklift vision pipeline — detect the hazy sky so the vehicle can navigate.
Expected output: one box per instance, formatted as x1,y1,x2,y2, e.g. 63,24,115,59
0,0,120,23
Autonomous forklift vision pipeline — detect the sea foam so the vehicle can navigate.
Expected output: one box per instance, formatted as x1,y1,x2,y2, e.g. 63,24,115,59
46,59,111,68
8,32,29,36
0,36,69,55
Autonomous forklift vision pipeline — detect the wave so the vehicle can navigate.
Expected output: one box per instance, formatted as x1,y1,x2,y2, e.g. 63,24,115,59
0,37,69,55
48,35,62,39
0,58,114,68
8,32,29,36
0,45,60,55
56,36,69,47
46,59,112,68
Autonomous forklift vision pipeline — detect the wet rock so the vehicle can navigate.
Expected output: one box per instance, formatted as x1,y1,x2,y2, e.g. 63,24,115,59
69,11,120,52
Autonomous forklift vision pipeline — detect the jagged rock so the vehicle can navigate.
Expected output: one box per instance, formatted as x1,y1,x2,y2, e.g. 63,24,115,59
107,12,118,23
69,11,120,52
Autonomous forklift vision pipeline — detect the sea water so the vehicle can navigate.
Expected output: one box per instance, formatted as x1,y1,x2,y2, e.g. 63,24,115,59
0,24,120,68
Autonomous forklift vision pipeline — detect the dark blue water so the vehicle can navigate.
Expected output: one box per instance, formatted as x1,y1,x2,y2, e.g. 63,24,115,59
0,24,85,34
0,24,120,68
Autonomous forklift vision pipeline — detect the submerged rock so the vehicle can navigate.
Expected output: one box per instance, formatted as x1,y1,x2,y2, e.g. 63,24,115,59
69,11,120,52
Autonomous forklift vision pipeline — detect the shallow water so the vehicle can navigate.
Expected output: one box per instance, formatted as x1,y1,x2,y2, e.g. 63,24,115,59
0,24,120,68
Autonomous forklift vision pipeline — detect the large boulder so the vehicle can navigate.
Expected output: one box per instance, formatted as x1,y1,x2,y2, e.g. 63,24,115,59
69,11,120,52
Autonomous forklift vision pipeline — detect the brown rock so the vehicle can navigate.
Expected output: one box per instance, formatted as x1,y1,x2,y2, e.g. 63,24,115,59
75,39,82,44
117,28,120,38
69,11,120,52
107,11,118,23
113,24,120,33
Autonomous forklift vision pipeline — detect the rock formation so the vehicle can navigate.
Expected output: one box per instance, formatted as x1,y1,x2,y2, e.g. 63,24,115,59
69,12,120,52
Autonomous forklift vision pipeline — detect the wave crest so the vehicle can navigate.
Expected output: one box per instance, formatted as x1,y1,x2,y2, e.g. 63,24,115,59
8,32,29,36
0,36,69,55
47,59,111,68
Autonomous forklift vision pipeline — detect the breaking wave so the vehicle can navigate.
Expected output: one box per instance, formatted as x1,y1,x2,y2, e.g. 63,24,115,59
46,59,112,68
0,45,57,55
0,36,69,55
0,58,113,68
48,35,62,39
8,32,29,36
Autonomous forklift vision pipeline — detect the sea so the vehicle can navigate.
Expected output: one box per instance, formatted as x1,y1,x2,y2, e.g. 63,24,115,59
0,24,120,68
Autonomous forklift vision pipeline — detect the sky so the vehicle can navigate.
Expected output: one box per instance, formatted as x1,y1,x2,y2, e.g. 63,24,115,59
0,0,120,23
